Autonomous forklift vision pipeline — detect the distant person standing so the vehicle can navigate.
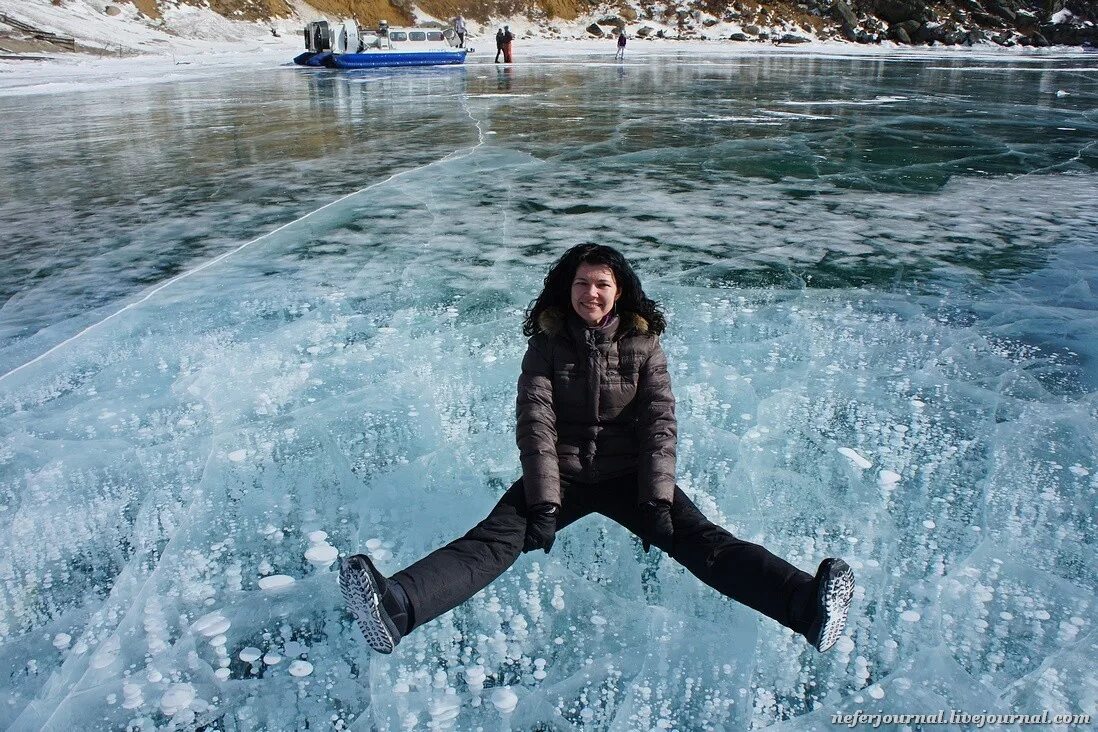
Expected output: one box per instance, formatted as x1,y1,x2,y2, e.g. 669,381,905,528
495,27,505,63
453,16,467,48
502,25,514,63
616,30,627,60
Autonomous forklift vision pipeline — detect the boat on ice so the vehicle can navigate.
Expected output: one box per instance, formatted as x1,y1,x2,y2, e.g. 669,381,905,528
294,20,469,69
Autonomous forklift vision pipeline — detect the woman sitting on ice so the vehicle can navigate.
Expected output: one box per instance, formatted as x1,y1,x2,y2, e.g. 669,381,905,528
339,243,855,655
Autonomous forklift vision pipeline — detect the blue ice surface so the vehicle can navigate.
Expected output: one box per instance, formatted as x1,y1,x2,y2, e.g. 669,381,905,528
0,51,1096,730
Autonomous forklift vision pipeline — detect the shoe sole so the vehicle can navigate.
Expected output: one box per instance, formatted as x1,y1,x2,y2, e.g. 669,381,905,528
339,556,396,654
816,559,855,653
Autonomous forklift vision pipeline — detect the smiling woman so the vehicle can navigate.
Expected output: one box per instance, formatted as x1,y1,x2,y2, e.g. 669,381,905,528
339,244,856,656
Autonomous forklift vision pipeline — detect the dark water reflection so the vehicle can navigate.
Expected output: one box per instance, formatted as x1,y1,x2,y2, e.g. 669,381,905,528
0,55,1095,370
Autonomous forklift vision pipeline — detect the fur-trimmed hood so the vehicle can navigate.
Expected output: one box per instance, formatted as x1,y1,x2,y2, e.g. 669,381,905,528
536,307,650,338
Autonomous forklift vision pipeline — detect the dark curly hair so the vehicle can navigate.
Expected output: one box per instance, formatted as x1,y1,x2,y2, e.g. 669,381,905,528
522,244,666,337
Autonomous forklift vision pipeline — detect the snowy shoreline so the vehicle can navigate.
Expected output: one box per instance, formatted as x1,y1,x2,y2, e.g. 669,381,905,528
2,0,1095,98
1,34,1093,99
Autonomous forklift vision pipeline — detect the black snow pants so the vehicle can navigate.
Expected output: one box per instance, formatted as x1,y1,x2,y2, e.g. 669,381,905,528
392,473,817,635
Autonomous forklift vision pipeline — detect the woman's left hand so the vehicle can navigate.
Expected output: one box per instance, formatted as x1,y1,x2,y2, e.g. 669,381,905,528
523,503,560,554
640,500,674,553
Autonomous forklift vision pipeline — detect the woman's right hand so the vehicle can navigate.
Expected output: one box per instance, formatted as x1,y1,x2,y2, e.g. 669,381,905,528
523,503,560,554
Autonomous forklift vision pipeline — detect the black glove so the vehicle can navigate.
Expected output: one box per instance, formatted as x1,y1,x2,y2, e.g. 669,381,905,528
640,500,674,553
523,503,560,554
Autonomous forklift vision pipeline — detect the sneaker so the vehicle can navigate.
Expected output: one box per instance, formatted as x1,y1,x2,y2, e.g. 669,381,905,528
805,558,855,652
339,554,403,654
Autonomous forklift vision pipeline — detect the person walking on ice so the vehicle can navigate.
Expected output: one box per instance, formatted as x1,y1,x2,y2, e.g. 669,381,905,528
453,15,467,48
501,25,514,63
616,29,627,60
340,244,856,656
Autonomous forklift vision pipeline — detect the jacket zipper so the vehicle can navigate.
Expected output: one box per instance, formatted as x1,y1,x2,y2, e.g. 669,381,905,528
586,332,600,479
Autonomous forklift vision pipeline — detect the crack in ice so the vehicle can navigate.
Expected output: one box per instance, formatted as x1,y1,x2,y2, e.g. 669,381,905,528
0,129,491,389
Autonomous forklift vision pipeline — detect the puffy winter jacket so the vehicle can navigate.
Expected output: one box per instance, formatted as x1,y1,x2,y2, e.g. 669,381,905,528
516,306,677,507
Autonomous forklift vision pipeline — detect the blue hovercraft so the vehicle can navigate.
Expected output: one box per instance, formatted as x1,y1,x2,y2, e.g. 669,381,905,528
294,19,470,69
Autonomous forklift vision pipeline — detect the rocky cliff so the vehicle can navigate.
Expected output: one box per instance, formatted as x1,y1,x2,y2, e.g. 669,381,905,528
825,0,1097,47
192,0,1098,46
7,0,1097,50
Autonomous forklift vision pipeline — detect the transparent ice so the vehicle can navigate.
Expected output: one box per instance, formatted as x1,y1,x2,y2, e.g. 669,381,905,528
1,53,1096,730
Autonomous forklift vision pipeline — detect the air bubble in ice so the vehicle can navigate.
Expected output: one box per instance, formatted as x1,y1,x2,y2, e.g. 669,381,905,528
258,575,295,591
464,664,486,690
838,447,872,469
239,647,262,663
878,470,901,486
160,683,196,716
551,585,565,610
288,660,314,677
193,612,230,637
305,542,338,570
90,635,120,669
428,690,461,725
490,686,518,713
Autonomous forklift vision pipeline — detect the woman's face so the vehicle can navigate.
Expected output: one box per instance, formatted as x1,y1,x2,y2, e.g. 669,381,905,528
570,262,621,326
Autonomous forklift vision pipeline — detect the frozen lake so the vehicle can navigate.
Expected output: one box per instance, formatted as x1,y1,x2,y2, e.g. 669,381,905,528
1,52,1096,730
